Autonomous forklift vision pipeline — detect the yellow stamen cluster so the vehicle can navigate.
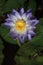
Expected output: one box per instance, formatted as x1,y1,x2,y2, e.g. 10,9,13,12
15,19,26,32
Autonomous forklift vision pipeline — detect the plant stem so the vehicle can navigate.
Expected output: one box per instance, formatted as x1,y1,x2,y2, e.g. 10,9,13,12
17,39,21,47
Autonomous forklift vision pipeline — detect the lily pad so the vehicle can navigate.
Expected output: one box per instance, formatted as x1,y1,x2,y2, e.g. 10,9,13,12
0,25,18,45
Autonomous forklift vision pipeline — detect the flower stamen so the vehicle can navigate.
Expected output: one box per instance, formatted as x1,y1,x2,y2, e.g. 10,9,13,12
15,19,26,32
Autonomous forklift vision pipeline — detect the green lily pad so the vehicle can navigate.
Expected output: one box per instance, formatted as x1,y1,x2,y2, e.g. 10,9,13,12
0,25,18,45
18,61,43,65
17,45,36,57
15,55,43,65
36,56,43,62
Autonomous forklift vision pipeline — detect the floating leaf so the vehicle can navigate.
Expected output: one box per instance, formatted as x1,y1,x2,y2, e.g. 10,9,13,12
36,56,43,62
15,56,43,65
0,25,18,45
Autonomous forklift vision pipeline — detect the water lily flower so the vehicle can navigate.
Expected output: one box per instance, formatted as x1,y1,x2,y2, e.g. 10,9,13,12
4,8,39,43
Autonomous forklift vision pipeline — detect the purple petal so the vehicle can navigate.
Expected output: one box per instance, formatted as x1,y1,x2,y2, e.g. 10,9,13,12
28,31,36,35
27,9,32,13
27,12,32,19
13,9,22,19
3,22,14,27
10,15,17,21
19,35,25,43
20,8,24,14
6,14,17,22
5,18,11,22
28,34,32,40
29,26,36,30
22,13,27,21
9,31,18,40
7,14,11,17
30,19,39,26
10,28,15,32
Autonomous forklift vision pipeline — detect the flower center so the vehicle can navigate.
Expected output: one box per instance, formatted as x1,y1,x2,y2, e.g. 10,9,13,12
15,19,26,32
